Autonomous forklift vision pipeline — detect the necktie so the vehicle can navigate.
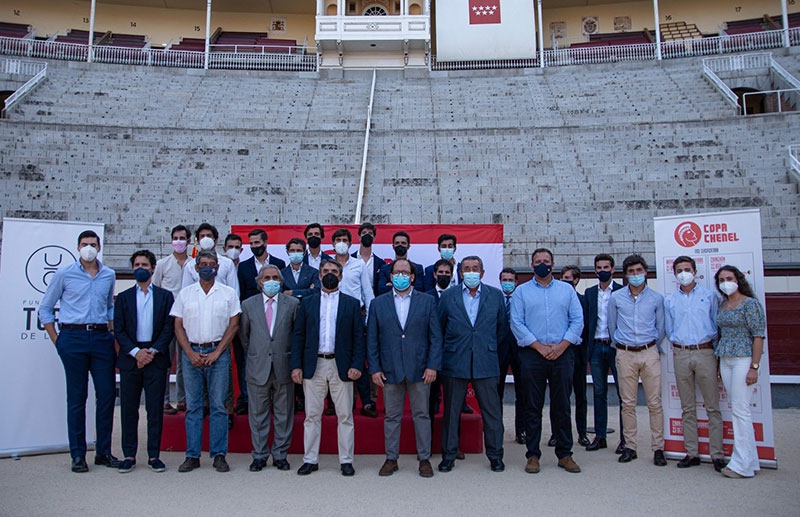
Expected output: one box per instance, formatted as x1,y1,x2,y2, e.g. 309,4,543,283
266,298,274,335
505,296,511,315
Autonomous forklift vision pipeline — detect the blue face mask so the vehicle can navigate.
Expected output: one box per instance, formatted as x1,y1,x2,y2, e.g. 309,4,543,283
198,265,217,281
391,273,411,291
440,248,455,261
262,279,281,297
627,274,646,287
288,252,304,265
501,281,515,294
533,263,552,279
596,270,612,283
133,267,151,283
463,272,481,288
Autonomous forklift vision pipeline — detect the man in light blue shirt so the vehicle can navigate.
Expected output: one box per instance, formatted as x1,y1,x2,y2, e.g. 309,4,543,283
607,254,667,467
664,255,725,472
39,230,118,473
511,248,584,475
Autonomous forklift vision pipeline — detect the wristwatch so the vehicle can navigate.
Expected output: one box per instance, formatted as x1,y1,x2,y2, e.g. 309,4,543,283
750,363,760,371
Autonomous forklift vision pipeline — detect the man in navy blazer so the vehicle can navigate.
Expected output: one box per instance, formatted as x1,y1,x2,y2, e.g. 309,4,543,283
377,231,424,295
436,255,507,473
282,237,321,299
239,229,286,301
423,233,463,292
290,260,365,477
367,259,443,478
114,250,175,473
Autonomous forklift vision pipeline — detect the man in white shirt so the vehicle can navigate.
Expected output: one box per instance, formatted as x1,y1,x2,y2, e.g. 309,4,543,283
303,222,333,270
331,227,374,315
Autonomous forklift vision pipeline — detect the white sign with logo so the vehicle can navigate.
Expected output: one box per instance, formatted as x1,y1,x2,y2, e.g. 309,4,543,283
0,218,105,457
654,209,776,467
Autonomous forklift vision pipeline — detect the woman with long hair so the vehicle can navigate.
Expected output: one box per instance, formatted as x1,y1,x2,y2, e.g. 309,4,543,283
714,265,765,478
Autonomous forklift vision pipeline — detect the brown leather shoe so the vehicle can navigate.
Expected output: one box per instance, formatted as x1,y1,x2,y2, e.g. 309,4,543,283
378,459,398,476
418,459,434,478
558,455,581,473
525,456,540,474
163,404,177,415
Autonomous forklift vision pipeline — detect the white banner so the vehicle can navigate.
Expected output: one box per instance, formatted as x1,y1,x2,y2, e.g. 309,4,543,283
435,0,537,61
0,218,105,457
654,209,776,467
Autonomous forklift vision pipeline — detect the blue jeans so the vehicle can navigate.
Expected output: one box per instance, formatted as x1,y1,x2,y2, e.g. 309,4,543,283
182,346,230,458
589,342,623,440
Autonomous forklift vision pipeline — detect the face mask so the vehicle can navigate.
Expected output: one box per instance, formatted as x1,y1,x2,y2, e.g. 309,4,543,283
719,281,738,296
393,245,408,257
501,281,515,294
334,242,350,256
198,265,217,281
199,237,215,251
133,267,151,283
627,274,646,287
288,252,304,265
262,280,281,297
533,263,552,278
225,248,241,261
79,245,98,262
440,248,455,261
436,274,452,289
392,274,411,291
322,273,339,290
360,234,374,247
596,270,612,283
463,272,481,289
172,240,188,254
250,244,266,258
676,271,694,287
307,236,321,249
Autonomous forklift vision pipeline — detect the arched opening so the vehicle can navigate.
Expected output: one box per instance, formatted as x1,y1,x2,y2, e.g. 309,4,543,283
733,87,765,115
409,3,422,15
363,6,388,16
326,4,338,15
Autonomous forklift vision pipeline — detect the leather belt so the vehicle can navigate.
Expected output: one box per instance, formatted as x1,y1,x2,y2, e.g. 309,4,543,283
190,341,220,348
673,341,713,350
616,341,656,352
317,353,335,359
594,338,612,345
60,323,109,331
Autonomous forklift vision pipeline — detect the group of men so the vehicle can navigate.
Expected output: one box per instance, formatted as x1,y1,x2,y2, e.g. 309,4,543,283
39,223,725,477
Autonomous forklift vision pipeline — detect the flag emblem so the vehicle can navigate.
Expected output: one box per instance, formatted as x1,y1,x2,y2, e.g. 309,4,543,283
469,0,501,25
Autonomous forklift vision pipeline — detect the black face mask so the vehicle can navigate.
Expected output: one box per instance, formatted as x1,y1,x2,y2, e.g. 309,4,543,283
360,234,374,247
436,274,451,289
307,236,321,249
322,273,339,290
250,245,266,258
393,245,408,257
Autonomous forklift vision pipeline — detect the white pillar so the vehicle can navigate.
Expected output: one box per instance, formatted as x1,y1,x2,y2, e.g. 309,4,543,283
401,0,408,15
653,0,662,60
425,0,431,15
537,0,544,68
338,0,344,16
87,0,96,63
204,0,211,70
782,0,790,48
317,0,324,16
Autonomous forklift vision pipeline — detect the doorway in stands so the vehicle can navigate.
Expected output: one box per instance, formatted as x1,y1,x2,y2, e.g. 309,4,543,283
0,91,13,117
733,87,765,115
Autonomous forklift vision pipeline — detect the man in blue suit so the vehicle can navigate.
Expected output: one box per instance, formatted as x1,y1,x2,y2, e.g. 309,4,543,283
423,233,462,292
377,231,424,295
281,237,321,299
368,259,443,478
290,260,365,477
239,228,286,301
436,255,507,473
114,250,175,473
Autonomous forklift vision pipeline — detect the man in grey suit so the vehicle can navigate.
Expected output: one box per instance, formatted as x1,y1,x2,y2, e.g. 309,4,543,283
436,255,507,473
367,259,443,478
239,264,299,472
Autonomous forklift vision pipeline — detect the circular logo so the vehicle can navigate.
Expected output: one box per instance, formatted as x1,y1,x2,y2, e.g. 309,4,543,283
25,245,77,294
674,222,702,248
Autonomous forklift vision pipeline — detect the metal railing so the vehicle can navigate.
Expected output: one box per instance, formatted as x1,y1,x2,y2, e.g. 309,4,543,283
701,60,739,112
354,69,376,225
789,145,800,184
743,88,800,115
1,57,47,117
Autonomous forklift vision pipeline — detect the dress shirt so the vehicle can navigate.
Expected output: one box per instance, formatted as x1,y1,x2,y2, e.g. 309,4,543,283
263,293,278,337
357,250,375,290
135,284,154,343
181,255,239,296
39,260,115,325
393,288,413,329
291,266,301,284
461,283,482,326
608,286,665,351
339,256,374,312
510,277,584,347
307,250,324,270
152,253,186,298
665,284,719,346
319,290,340,354
170,281,241,344
595,283,614,339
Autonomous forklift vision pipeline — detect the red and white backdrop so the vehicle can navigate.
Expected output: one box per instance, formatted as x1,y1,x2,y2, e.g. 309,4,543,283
230,224,505,288
654,209,776,467
435,0,537,61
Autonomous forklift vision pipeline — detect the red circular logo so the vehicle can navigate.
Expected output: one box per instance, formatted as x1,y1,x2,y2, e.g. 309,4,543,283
674,222,702,248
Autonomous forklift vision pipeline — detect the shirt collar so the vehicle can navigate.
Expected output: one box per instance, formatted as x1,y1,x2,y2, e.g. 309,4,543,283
461,283,481,295
393,288,413,299
262,292,278,304
533,277,554,288
321,290,339,299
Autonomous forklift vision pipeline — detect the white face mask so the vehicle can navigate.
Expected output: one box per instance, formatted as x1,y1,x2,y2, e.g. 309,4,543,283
225,248,241,261
199,236,215,251
334,242,350,256
719,281,738,296
79,245,98,262
675,271,694,287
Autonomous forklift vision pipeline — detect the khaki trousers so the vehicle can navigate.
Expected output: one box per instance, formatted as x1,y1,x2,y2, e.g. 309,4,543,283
302,357,355,464
616,346,664,452
673,347,724,459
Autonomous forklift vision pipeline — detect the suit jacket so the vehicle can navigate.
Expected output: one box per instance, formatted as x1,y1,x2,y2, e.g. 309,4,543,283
238,255,286,301
352,250,385,297
583,281,623,358
290,291,365,382
239,292,299,385
114,284,175,371
376,260,425,296
422,262,463,292
438,283,507,380
366,289,443,384
281,263,321,300
302,250,334,267
497,292,516,367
